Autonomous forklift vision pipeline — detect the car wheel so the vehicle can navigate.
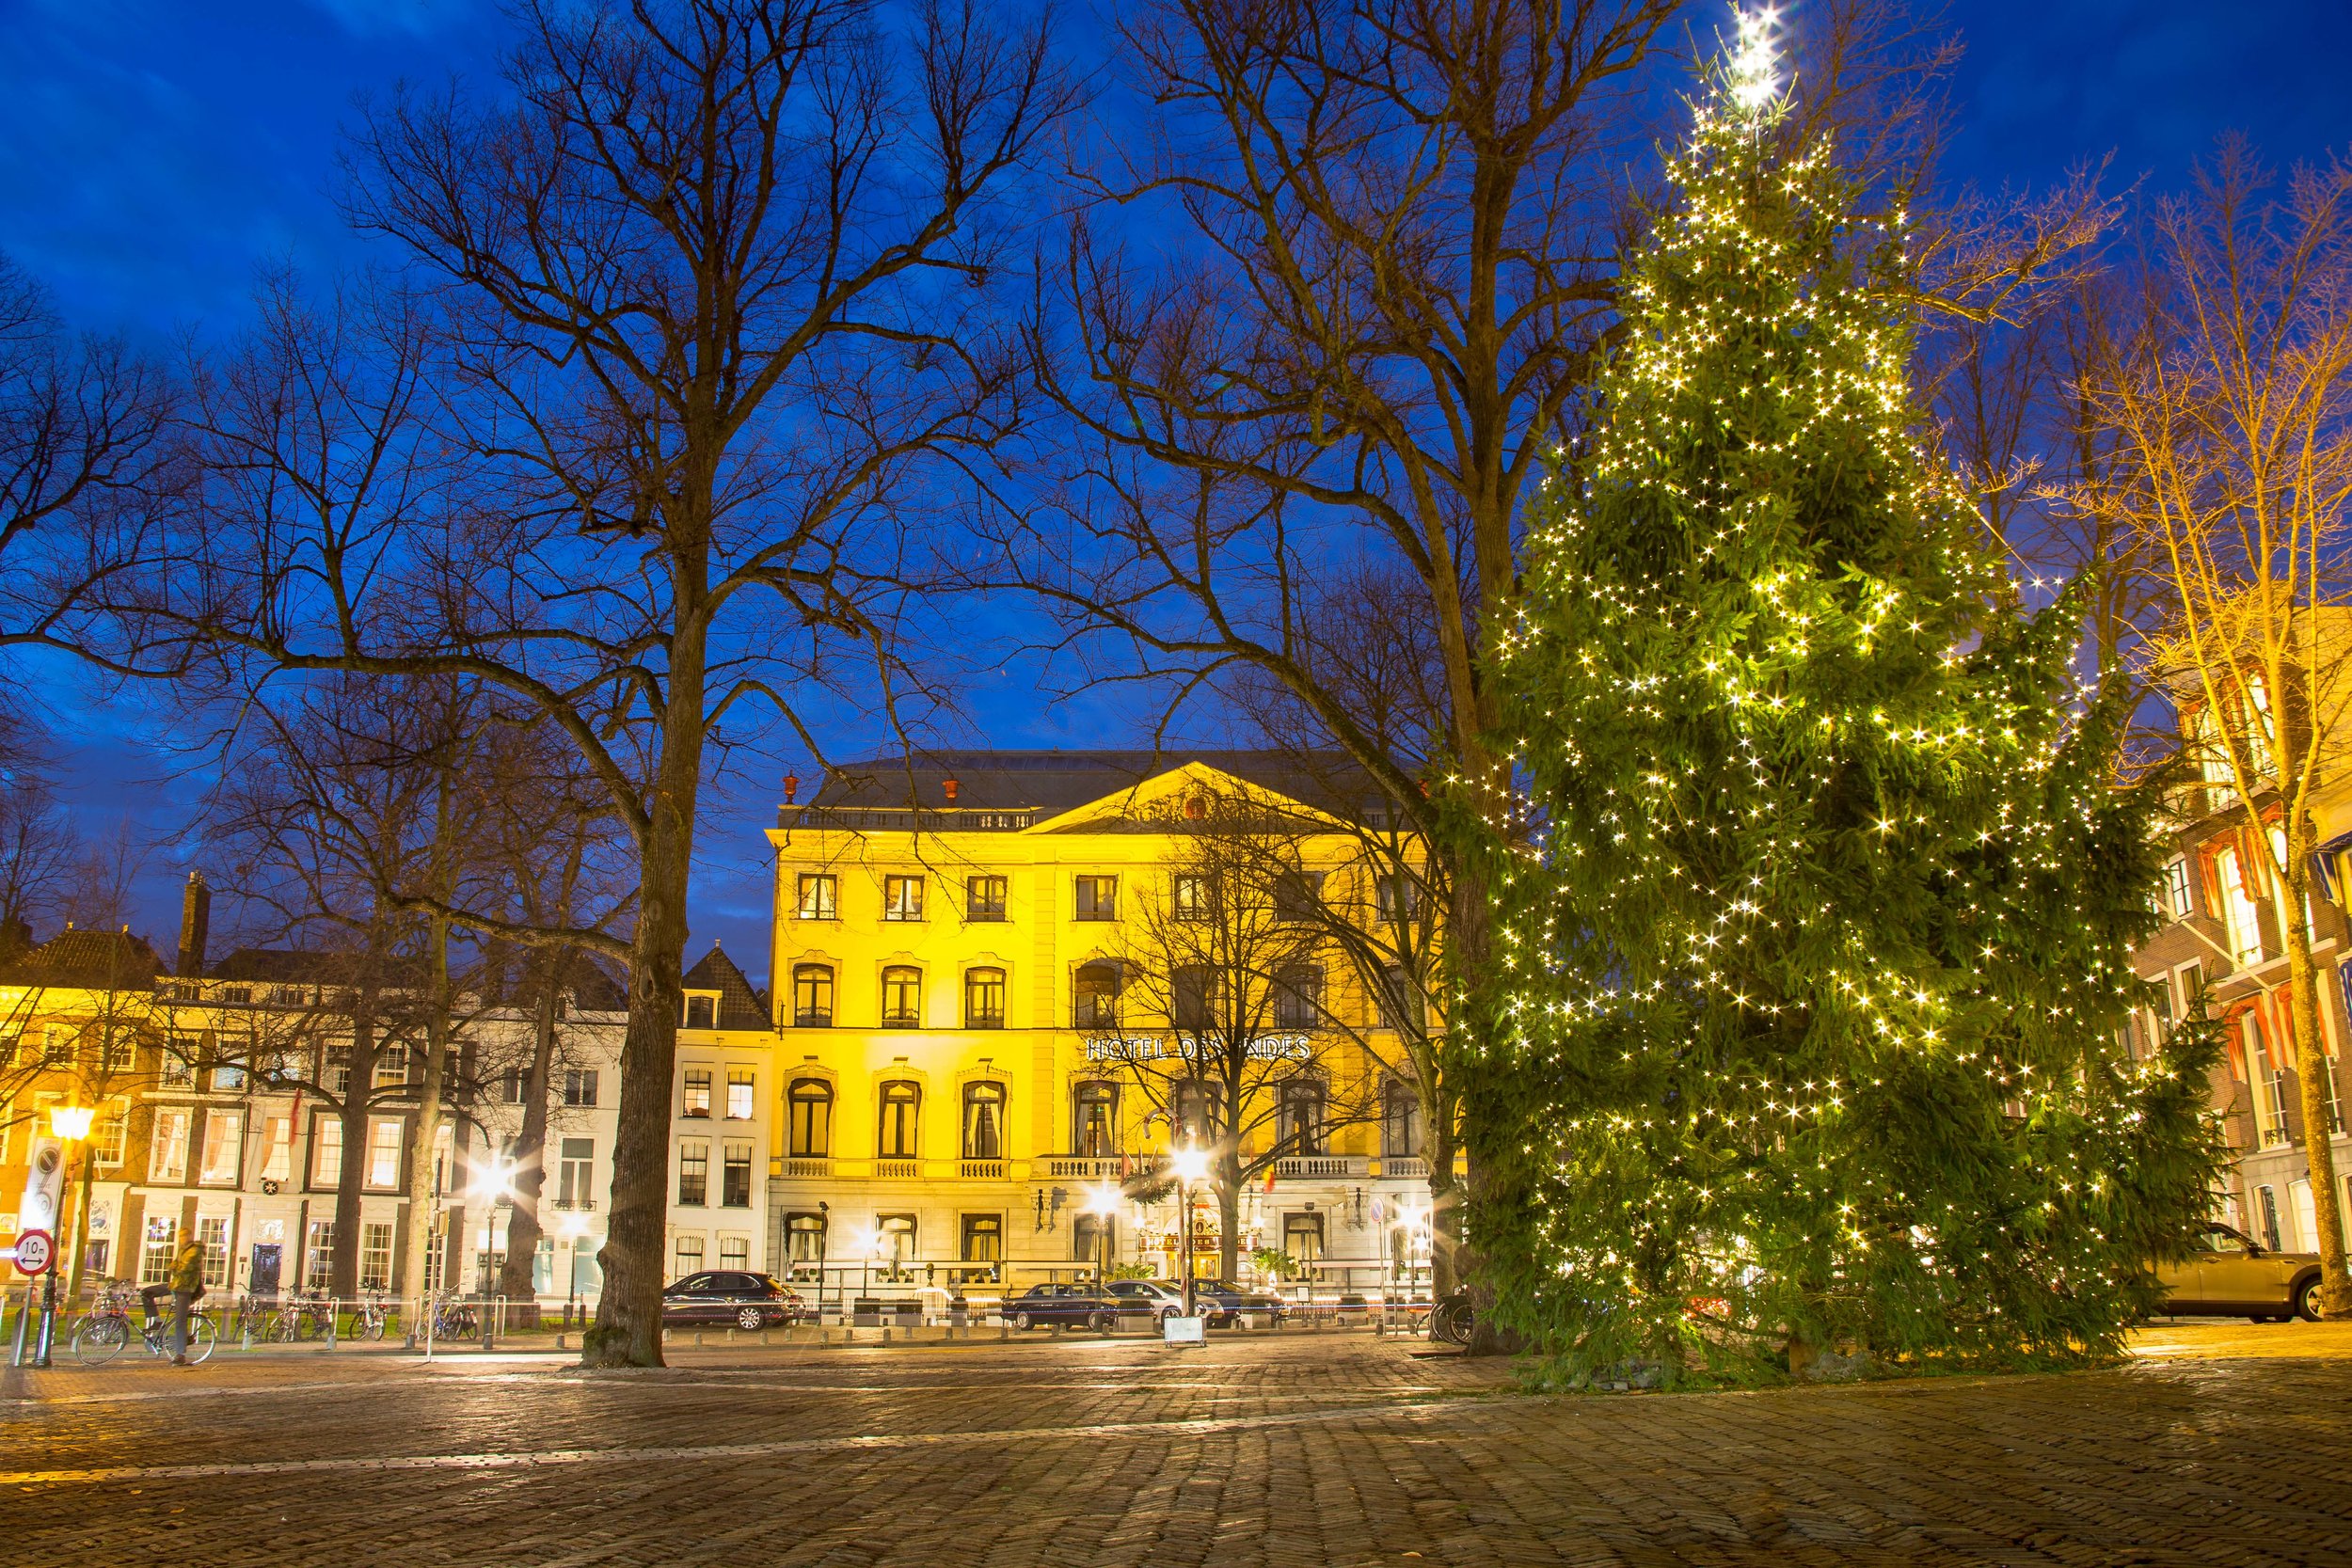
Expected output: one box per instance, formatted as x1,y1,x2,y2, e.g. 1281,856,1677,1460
2295,1275,2323,1323
736,1307,765,1331
1014,1310,1034,1331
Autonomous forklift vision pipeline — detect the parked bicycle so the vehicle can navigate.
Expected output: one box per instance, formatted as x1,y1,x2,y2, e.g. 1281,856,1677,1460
278,1285,337,1341
349,1290,393,1341
429,1293,478,1338
73,1283,218,1367
1427,1291,1475,1347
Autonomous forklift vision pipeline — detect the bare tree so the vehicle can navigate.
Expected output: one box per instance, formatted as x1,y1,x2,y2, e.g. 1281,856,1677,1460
1090,793,1396,1283
0,250,172,706
2074,139,2352,1319
109,3,1073,1365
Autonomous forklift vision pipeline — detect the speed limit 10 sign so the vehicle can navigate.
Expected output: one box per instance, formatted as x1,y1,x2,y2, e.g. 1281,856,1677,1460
10,1228,54,1276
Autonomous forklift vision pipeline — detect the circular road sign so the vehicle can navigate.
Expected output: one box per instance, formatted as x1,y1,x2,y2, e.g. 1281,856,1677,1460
12,1228,54,1276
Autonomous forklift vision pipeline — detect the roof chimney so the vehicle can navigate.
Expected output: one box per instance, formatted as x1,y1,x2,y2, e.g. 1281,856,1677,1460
178,870,211,978
943,777,960,804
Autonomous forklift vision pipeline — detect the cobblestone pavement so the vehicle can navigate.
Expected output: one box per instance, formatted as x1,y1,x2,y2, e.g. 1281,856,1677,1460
3,1320,2349,1566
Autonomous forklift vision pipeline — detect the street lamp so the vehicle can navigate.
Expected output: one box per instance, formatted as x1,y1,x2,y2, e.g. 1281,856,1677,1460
559,1212,589,1327
1169,1146,1209,1320
36,1104,96,1369
464,1154,515,1349
1083,1183,1119,1286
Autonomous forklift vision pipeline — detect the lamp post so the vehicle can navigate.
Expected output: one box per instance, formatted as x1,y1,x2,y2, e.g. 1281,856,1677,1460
559,1212,588,1327
1169,1146,1209,1320
1084,1183,1119,1286
465,1154,514,1350
35,1104,95,1368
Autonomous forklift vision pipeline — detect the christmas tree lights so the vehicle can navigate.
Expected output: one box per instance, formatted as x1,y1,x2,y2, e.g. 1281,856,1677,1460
1470,7,2223,1384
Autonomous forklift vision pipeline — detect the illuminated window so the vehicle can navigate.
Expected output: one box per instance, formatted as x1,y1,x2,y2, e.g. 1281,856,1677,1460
964,968,1006,1029
677,1140,709,1206
878,1081,920,1159
149,1108,190,1182
796,874,838,920
882,966,922,1027
1072,1082,1118,1156
793,964,834,1027
683,1068,712,1117
726,1069,755,1119
788,1079,833,1157
961,1082,1005,1161
967,875,1008,921
1073,876,1118,921
199,1110,243,1185
1073,962,1120,1029
882,875,925,922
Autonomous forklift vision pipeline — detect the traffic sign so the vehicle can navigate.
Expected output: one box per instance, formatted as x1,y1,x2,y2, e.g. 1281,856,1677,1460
11,1228,54,1276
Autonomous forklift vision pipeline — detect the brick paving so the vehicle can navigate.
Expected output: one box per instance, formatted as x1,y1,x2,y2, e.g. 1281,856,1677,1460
2,1322,2349,1565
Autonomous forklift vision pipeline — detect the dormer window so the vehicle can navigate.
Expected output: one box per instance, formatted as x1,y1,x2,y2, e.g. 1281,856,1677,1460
684,992,718,1029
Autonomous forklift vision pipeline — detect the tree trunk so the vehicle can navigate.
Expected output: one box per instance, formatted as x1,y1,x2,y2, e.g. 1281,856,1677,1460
2280,827,2351,1317
329,991,379,1299
1216,1152,1243,1285
583,682,702,1367
399,911,453,1314
499,971,562,1304
1424,1109,1461,1301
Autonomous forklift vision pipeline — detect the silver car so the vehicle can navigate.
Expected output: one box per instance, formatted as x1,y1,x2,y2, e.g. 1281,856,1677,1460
1105,1278,1189,1323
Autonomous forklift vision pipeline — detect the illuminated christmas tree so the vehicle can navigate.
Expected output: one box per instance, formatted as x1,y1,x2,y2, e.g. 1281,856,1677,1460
1477,9,2220,1382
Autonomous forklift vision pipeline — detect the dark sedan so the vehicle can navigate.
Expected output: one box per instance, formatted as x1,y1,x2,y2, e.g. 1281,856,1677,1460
1003,1282,1120,1332
661,1271,806,1330
1194,1279,1291,1327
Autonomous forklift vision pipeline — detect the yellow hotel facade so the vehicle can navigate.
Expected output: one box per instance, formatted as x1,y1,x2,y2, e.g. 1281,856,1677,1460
682,751,1441,1308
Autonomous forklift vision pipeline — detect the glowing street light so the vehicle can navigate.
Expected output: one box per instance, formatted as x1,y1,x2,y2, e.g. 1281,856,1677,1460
1169,1146,1210,1321
34,1104,96,1368
1084,1183,1119,1285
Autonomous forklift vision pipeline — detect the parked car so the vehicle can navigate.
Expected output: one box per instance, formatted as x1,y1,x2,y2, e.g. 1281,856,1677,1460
661,1271,806,1330
1105,1278,1189,1323
2156,1224,2323,1322
1003,1282,1120,1331
1193,1279,1291,1327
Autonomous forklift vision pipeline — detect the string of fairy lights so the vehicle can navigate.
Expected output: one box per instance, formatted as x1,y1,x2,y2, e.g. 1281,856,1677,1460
1470,6,2201,1363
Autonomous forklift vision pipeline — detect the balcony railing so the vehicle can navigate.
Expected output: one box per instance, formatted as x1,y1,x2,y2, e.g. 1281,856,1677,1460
961,1160,1006,1180
783,1159,832,1178
549,1196,597,1212
874,1159,920,1179
1041,1156,1121,1178
1376,1157,1428,1179
1275,1155,1364,1179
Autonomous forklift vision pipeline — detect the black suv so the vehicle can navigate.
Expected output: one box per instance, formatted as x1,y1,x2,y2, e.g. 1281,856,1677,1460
661,1271,805,1330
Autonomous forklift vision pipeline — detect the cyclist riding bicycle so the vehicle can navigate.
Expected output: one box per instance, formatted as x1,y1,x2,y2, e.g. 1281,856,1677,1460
138,1238,207,1366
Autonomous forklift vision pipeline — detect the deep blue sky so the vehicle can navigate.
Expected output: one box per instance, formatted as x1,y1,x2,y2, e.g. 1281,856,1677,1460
6,0,2348,983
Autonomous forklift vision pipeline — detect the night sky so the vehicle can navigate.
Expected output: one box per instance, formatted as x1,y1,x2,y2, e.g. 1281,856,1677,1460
6,0,2348,984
